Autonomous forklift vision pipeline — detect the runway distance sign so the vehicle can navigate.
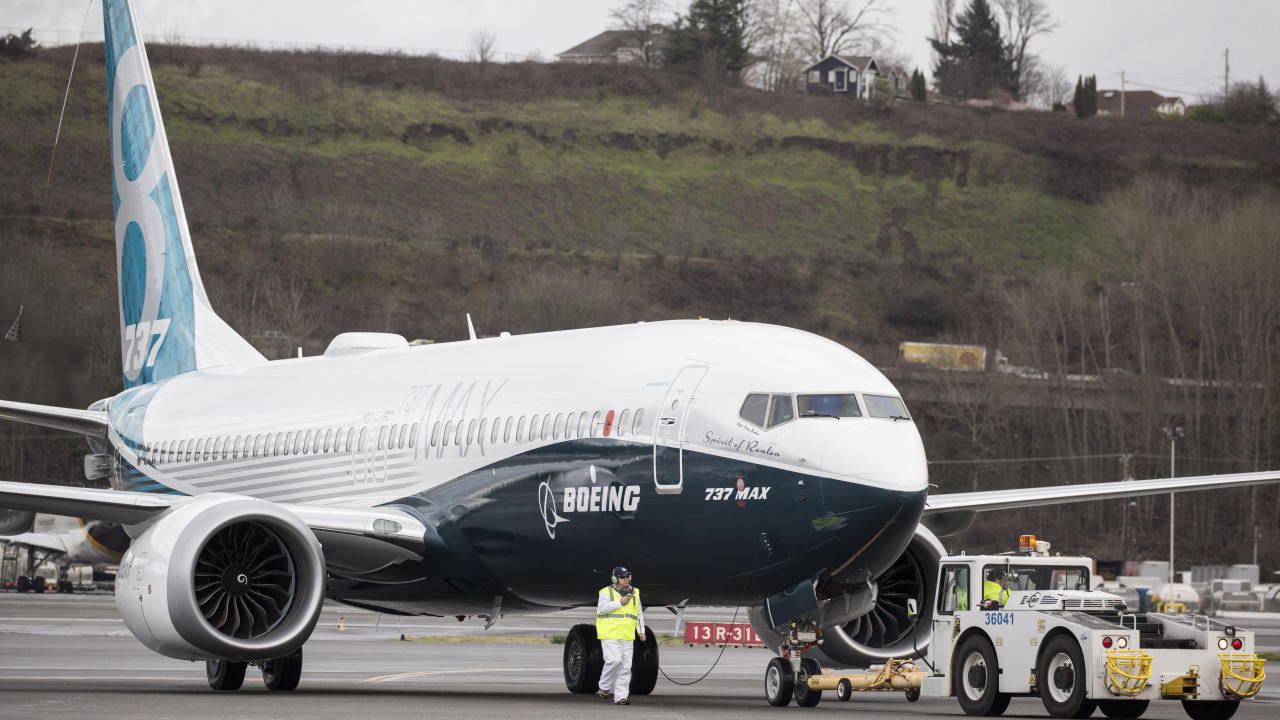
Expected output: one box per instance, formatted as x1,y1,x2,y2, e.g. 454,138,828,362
683,621,763,646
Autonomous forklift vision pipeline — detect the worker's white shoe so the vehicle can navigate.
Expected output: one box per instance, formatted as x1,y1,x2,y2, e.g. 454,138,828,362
597,689,612,698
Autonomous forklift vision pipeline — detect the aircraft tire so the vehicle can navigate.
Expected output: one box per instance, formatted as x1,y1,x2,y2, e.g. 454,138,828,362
793,657,823,707
206,659,247,691
629,625,659,695
563,624,604,694
262,648,303,691
1180,700,1239,720
764,656,794,707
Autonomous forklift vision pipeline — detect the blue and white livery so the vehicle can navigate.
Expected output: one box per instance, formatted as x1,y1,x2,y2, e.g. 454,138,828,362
1,0,1278,696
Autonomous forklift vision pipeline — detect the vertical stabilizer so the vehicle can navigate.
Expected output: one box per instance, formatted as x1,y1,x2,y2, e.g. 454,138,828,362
104,0,264,389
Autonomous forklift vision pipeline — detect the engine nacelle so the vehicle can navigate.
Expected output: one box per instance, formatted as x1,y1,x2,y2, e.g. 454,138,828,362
750,524,944,668
115,494,325,662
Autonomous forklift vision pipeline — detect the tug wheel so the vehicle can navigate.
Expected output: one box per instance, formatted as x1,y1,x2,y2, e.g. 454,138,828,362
1180,700,1239,720
1038,635,1095,718
955,635,1010,716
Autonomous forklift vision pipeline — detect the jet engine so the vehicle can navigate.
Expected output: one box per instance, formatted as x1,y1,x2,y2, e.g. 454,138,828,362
115,494,325,662
750,525,945,668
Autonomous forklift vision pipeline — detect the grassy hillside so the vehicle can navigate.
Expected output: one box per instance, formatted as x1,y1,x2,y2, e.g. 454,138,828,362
4,43,1278,366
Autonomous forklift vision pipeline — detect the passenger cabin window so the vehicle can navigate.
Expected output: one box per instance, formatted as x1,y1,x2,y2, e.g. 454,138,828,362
938,565,971,614
616,409,630,437
864,394,910,420
632,409,645,435
797,394,862,418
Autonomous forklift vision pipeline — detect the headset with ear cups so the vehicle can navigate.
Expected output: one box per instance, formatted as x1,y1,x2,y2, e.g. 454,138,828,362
611,566,631,585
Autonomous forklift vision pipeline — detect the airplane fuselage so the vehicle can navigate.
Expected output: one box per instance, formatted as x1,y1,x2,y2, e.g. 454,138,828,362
104,320,929,614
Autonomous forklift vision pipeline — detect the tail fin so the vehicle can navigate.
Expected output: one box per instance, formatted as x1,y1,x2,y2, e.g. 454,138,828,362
104,0,263,388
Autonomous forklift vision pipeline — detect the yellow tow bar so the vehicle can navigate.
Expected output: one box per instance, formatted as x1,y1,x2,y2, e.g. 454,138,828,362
807,658,928,700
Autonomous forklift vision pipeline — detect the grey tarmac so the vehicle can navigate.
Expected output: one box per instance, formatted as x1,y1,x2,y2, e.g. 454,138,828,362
0,594,1275,719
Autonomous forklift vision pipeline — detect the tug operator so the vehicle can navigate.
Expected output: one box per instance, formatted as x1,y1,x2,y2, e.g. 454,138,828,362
983,568,1011,609
597,566,646,706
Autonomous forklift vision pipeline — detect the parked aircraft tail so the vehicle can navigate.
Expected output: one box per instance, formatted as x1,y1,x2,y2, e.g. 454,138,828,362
104,0,263,389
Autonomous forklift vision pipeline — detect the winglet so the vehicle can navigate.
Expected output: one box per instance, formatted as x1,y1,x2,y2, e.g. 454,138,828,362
467,313,478,341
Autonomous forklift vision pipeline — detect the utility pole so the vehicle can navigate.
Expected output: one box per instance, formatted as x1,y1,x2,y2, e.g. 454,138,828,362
1162,427,1184,585
1121,70,1125,117
1224,48,1230,99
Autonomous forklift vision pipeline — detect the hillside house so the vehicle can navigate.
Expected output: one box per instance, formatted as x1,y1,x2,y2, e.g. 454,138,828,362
1096,89,1186,118
556,26,668,65
803,55,881,99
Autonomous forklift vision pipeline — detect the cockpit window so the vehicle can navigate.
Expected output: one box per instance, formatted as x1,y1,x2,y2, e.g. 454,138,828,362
767,394,794,428
797,394,862,418
739,393,769,427
864,394,910,420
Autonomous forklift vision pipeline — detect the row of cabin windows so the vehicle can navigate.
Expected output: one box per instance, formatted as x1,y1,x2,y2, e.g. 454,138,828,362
142,407,649,465
144,422,420,466
428,408,646,448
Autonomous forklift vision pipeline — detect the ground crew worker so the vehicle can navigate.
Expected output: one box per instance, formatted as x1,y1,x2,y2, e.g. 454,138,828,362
597,566,646,706
982,568,1010,608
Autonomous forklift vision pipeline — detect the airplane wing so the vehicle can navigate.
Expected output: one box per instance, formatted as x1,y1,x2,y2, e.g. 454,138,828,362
0,480,427,565
1,531,69,558
922,470,1280,535
0,400,109,438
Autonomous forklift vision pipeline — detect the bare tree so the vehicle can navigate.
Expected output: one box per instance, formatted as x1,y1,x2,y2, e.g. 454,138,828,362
468,28,498,74
749,0,807,92
794,0,892,59
992,0,1057,100
608,0,671,67
929,0,955,66
1028,61,1071,109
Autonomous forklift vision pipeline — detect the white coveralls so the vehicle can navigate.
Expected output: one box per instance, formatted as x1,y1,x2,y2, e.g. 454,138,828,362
597,586,645,702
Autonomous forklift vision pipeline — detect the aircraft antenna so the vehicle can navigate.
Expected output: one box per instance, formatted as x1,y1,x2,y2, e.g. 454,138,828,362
466,314,478,341
47,0,96,183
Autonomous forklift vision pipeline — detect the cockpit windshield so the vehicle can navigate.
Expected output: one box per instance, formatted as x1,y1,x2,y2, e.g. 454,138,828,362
797,394,862,418
864,394,910,420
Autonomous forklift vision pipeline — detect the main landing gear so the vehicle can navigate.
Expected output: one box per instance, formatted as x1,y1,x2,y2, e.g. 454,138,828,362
206,647,304,692
562,623,659,696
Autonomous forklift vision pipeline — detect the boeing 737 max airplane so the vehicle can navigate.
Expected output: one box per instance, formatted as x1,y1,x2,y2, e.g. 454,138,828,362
1,0,1277,696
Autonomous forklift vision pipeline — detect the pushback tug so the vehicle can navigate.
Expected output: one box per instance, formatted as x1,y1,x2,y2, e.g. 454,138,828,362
765,536,1266,720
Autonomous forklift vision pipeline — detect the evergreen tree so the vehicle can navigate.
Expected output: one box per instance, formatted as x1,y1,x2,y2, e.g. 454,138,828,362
911,69,928,102
663,0,752,78
930,0,1013,100
1072,74,1096,118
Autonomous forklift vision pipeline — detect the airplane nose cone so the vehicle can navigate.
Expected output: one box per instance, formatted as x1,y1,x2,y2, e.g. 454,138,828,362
821,421,928,492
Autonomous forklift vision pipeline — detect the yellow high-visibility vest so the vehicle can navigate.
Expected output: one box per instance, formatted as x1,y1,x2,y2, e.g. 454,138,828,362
983,580,1010,605
596,585,640,640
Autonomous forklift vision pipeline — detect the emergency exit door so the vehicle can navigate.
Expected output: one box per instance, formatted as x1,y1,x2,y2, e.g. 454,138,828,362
653,365,708,494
